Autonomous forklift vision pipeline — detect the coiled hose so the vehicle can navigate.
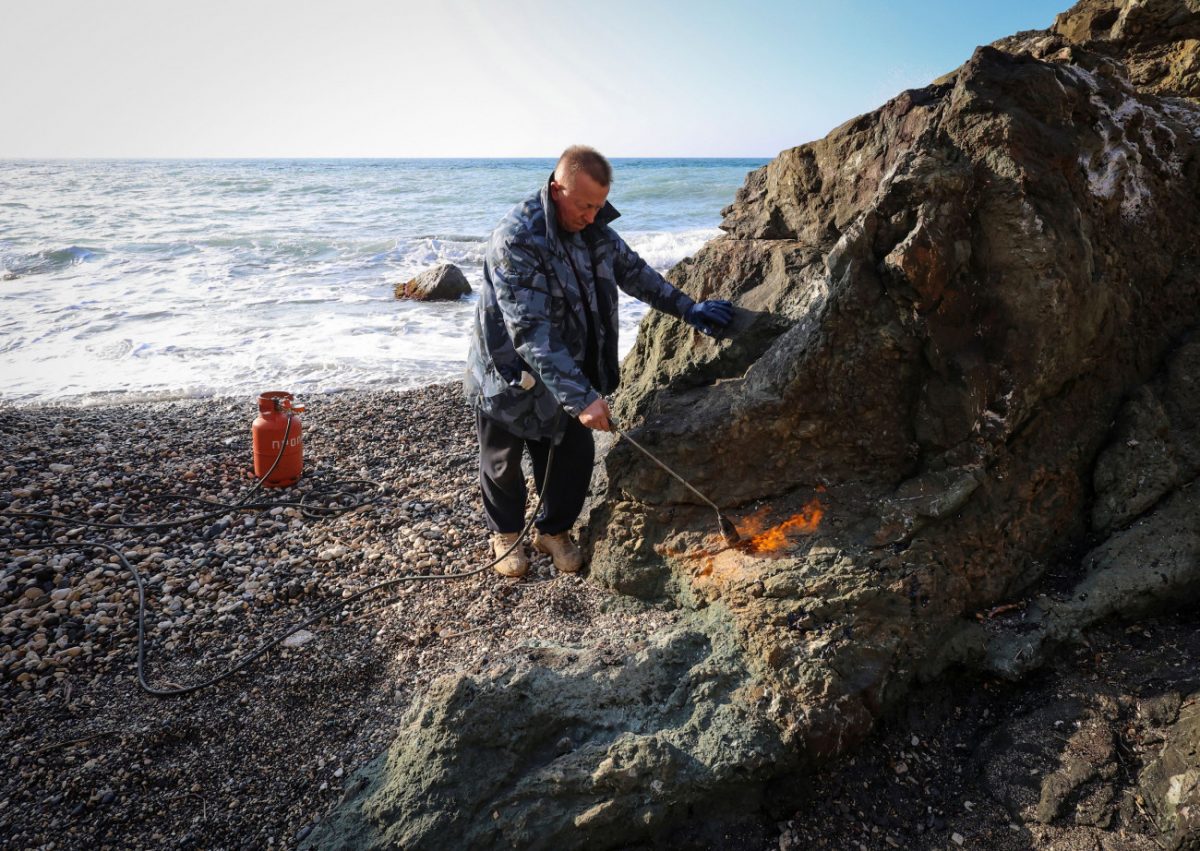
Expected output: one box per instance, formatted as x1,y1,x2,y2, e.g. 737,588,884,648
0,412,556,696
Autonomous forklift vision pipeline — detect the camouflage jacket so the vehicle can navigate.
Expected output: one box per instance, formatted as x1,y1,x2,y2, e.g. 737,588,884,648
464,175,696,440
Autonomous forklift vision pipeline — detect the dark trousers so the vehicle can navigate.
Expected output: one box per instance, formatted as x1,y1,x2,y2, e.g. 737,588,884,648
476,410,595,535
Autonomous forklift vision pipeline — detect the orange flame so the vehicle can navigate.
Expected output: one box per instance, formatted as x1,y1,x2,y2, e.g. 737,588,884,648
738,498,824,554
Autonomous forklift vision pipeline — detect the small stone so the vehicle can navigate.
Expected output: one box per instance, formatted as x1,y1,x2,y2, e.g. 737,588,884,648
204,518,231,540
951,833,965,846
283,630,315,648
49,463,74,474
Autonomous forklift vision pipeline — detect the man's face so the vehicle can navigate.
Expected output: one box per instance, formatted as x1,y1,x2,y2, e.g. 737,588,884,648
550,171,609,233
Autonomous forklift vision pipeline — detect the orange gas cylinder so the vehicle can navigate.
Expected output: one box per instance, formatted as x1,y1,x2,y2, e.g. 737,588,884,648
252,391,304,487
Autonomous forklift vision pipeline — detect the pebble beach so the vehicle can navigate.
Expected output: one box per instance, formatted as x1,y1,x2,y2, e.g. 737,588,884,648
0,383,677,848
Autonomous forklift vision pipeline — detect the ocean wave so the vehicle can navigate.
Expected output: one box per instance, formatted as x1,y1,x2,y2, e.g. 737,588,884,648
410,234,487,243
279,184,343,196
2,245,104,277
190,235,390,263
1,159,762,404
618,182,715,203
209,178,273,193
73,323,120,339
116,241,200,257
392,236,489,270
623,228,721,271
385,228,715,274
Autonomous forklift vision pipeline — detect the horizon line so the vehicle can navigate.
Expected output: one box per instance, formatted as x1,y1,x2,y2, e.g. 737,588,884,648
0,154,778,162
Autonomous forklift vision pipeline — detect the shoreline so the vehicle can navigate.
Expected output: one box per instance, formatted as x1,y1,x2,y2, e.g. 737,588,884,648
0,380,468,413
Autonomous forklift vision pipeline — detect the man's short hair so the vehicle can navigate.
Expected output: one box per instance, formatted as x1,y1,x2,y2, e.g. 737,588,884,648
555,145,612,188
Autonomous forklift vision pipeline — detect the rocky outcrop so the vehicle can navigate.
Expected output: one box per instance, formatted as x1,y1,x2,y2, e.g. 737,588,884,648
1046,0,1200,98
310,2,1200,848
393,263,471,301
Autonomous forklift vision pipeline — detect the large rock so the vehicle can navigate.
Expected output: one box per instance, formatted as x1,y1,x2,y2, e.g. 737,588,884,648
306,611,787,850
311,2,1200,847
394,263,471,301
1047,0,1200,98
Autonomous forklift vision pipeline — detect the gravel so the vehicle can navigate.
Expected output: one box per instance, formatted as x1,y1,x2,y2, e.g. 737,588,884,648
0,383,676,848
770,612,1200,851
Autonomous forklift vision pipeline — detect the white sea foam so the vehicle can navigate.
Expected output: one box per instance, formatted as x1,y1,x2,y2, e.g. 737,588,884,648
623,228,721,271
0,159,761,405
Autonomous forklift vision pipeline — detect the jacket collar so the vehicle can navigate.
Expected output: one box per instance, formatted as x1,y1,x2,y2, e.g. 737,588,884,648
539,173,620,248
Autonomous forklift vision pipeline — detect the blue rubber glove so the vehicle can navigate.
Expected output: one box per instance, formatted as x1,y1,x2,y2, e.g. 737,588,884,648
684,300,734,337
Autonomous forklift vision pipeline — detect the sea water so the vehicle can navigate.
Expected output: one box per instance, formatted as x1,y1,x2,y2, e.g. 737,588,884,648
0,158,766,405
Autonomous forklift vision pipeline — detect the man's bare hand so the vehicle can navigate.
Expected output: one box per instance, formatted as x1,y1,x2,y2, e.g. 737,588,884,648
578,397,613,431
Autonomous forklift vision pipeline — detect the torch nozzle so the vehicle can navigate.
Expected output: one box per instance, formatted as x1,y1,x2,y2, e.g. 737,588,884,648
718,514,741,546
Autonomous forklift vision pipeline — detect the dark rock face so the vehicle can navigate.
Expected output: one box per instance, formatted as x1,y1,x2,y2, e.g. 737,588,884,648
394,264,471,301
1047,0,1200,98
311,2,1200,848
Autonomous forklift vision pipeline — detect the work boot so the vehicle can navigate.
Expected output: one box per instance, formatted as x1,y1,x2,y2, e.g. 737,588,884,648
491,532,529,578
533,530,583,574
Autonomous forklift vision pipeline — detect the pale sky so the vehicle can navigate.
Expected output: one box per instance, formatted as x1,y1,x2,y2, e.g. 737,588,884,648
1,0,1068,158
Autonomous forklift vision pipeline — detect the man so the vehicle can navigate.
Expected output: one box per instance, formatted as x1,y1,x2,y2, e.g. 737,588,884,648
464,146,734,577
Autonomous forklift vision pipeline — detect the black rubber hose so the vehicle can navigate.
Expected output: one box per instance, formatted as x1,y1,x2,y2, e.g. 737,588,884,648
1,411,559,696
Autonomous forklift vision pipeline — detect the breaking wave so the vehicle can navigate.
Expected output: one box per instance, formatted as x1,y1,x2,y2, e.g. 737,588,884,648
0,158,764,404
3,245,103,278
